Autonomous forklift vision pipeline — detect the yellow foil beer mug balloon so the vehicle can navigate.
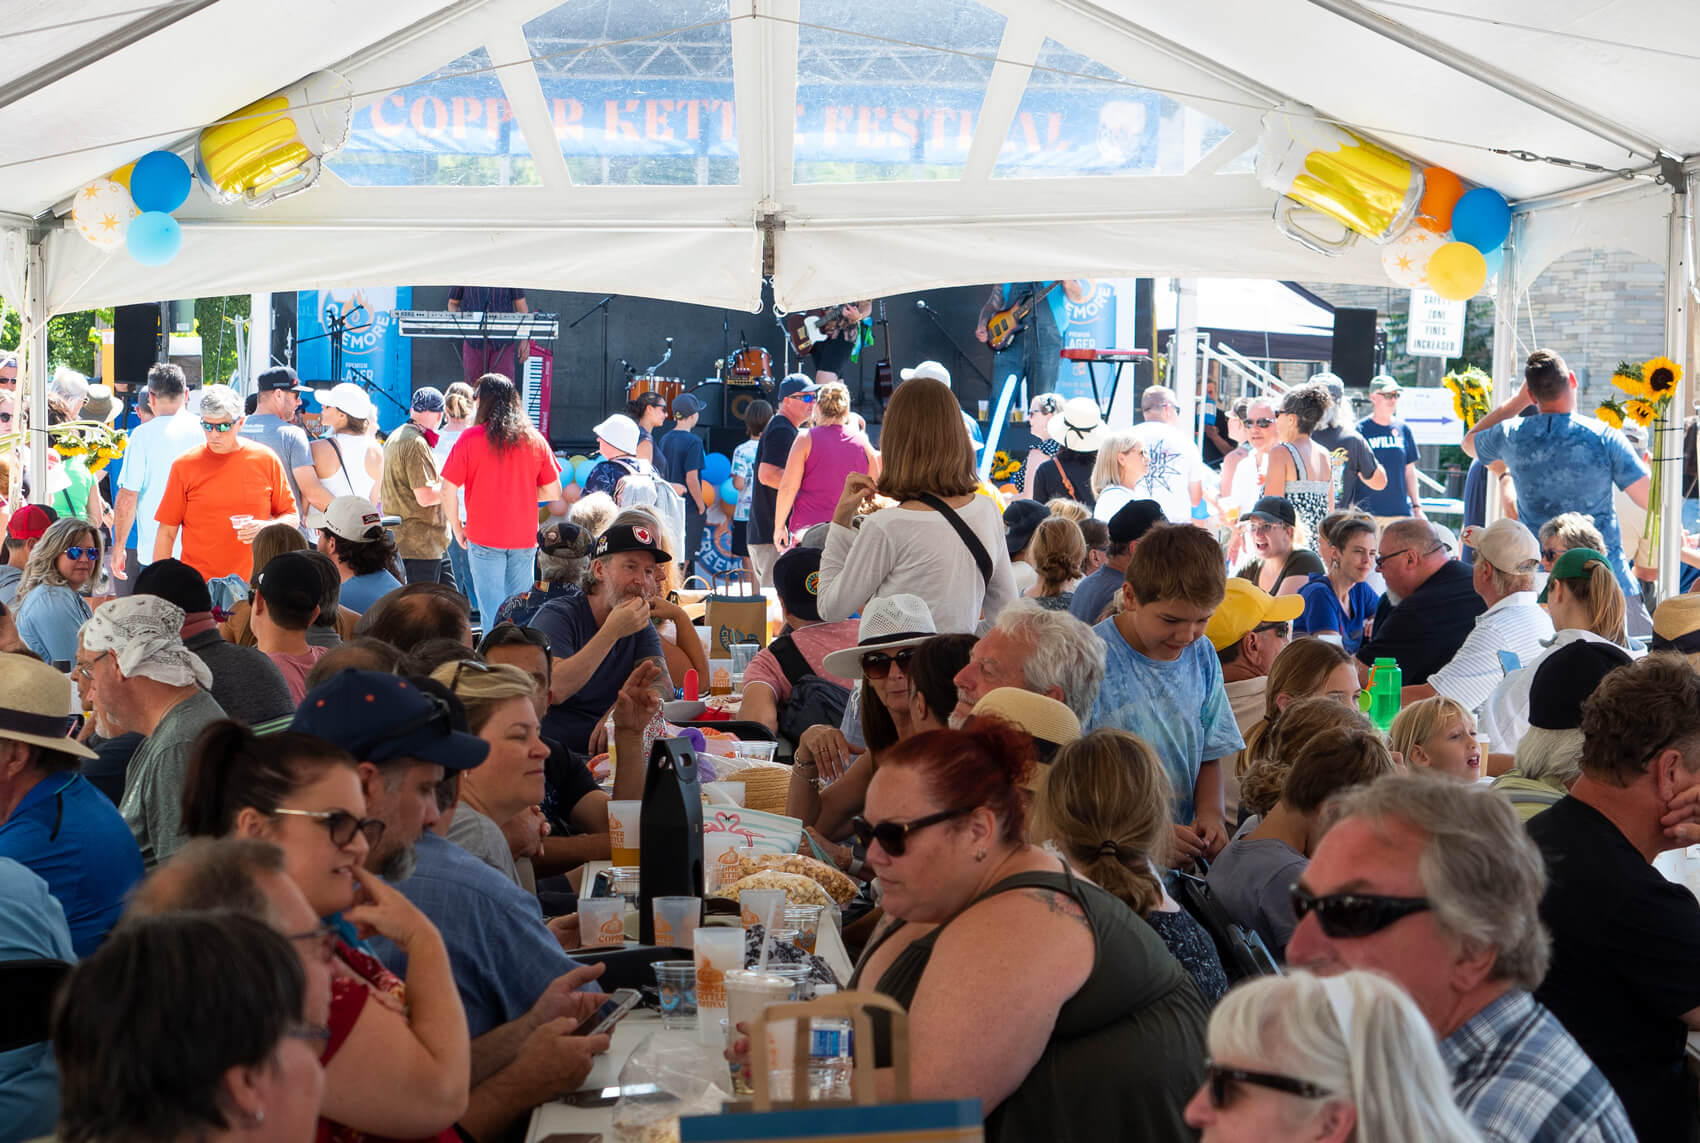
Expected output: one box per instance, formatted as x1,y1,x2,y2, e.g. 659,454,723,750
198,71,352,208
1257,104,1425,255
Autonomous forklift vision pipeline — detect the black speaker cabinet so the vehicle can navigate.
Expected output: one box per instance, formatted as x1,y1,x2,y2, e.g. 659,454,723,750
1331,307,1379,387
112,304,164,390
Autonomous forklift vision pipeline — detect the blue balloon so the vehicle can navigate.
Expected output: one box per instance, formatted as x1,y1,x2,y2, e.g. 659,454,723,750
720,478,738,506
130,150,192,213
1480,245,1504,281
126,211,182,265
703,452,732,485
575,457,599,487
1451,187,1511,253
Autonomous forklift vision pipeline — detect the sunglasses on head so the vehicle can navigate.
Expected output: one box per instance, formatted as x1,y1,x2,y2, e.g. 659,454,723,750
200,420,236,433
850,804,974,857
63,546,98,562
861,646,916,679
1204,1061,1331,1109
1290,884,1431,938
271,807,386,848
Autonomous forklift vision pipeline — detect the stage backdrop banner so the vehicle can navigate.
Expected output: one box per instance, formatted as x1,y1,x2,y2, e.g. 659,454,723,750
1059,281,1120,405
296,287,414,434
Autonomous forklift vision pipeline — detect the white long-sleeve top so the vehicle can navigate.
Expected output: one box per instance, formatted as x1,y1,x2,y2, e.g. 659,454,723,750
817,496,1016,634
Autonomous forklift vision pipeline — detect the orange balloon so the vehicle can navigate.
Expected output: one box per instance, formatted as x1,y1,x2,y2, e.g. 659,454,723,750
701,482,718,507
1418,167,1465,234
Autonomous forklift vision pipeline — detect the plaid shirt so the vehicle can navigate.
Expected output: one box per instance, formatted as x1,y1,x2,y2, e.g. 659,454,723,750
1442,989,1636,1143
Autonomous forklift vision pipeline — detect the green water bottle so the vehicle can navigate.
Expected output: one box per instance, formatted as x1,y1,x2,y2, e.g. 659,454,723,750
1368,657,1402,732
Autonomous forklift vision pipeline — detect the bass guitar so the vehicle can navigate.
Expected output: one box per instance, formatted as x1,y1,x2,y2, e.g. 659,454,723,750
985,281,1062,351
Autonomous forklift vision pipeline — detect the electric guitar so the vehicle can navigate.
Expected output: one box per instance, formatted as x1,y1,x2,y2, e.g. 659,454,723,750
785,304,863,357
985,281,1063,351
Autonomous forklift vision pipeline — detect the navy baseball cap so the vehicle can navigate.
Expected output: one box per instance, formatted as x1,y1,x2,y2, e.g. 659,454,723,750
1003,499,1048,556
670,393,702,418
1107,499,1165,544
292,669,490,772
778,374,818,401
593,522,672,563
411,386,445,413
256,365,309,394
772,546,824,623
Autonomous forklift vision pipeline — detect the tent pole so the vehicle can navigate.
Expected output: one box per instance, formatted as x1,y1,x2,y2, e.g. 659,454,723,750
1658,177,1691,599
1302,0,1666,162
23,237,48,505
1484,224,1520,528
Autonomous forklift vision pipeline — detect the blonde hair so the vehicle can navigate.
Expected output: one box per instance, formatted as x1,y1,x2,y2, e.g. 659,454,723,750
444,382,476,421
813,381,850,422
566,491,619,538
247,523,309,584
1547,558,1628,646
1089,428,1146,497
1044,498,1090,524
430,662,537,733
1389,696,1473,764
1029,517,1085,596
1538,511,1605,553
1240,696,1373,819
1240,637,1355,770
16,517,101,605
876,379,977,501
1029,729,1173,916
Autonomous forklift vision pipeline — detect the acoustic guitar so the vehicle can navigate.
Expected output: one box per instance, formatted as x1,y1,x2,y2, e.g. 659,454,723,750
872,300,894,407
985,281,1062,351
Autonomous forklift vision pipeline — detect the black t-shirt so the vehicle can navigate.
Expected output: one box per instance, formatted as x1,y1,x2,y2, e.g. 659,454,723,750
1311,424,1380,507
659,427,707,516
1032,449,1097,510
1237,548,1325,591
1354,559,1484,680
542,736,601,835
748,415,799,544
1529,796,1700,1141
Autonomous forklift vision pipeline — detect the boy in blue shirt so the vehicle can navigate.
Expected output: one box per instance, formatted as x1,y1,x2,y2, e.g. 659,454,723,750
1089,523,1243,864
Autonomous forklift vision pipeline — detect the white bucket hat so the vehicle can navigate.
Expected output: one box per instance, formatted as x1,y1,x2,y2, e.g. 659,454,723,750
821,593,938,680
593,413,640,456
319,381,375,422
1049,397,1106,452
899,360,951,388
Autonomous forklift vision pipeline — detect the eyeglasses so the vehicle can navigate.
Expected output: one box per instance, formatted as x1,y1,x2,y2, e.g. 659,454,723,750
200,420,236,433
1290,884,1431,938
62,546,98,562
271,807,386,848
1253,621,1290,639
850,805,974,857
71,649,112,682
0,413,13,423
860,647,916,679
449,657,496,693
1204,1061,1332,1109
1541,547,1565,563
1372,548,1410,571
797,393,817,404
285,924,336,964
1244,418,1275,429
286,1023,333,1046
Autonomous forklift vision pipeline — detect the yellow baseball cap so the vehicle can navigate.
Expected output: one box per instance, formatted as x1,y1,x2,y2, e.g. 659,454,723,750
1205,578,1306,651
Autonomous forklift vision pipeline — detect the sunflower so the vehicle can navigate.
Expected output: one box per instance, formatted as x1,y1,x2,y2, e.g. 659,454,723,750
1596,401,1625,429
1642,356,1683,397
1624,398,1658,425
1612,370,1652,400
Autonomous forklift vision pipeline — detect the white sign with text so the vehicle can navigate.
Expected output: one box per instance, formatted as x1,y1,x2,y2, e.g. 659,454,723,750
1399,386,1465,445
1407,288,1465,358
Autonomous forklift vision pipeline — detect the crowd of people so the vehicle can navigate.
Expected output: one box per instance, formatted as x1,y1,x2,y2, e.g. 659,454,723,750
1,341,1697,1143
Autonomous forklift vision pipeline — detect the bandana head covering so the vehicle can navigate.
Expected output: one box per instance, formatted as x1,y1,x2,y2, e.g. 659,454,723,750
80,595,214,690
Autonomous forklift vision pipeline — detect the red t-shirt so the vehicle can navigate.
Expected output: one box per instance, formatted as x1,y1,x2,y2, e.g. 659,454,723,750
439,426,559,549
154,439,296,582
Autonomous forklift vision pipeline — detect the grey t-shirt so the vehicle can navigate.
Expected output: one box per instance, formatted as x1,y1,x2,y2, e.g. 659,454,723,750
445,804,521,886
120,689,227,870
186,629,294,726
239,414,314,528
1204,836,1307,957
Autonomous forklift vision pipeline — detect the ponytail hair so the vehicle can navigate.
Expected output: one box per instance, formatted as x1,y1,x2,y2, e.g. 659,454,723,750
1030,729,1172,915
1553,559,1627,647
1030,516,1086,595
181,723,356,839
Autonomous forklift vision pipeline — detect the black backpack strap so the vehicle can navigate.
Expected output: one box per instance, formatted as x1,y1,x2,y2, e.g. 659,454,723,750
767,631,814,689
914,492,992,584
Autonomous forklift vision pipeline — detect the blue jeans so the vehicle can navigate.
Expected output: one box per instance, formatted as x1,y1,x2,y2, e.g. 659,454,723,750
466,543,534,631
447,542,474,611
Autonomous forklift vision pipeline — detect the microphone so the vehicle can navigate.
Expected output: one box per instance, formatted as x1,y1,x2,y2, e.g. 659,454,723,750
916,299,927,310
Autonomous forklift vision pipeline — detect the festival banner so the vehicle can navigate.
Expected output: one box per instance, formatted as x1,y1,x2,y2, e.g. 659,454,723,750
295,287,414,434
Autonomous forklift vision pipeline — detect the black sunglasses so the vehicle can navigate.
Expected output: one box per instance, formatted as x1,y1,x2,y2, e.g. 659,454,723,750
1245,417,1275,429
1253,621,1290,639
1290,884,1431,938
449,658,495,693
861,647,916,679
850,805,974,857
271,807,387,849
1204,1061,1332,1109
1540,547,1565,563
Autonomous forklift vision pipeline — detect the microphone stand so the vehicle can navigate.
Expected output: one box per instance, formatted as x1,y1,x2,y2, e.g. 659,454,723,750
915,300,993,392
569,295,615,417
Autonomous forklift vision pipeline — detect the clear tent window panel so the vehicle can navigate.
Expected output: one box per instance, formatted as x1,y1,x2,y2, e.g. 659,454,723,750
993,39,1232,179
327,49,543,188
794,0,1005,184
523,0,739,187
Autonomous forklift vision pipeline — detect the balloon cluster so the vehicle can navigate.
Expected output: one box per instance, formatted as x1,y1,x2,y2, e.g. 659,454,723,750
70,149,193,265
1380,166,1510,300
560,450,739,508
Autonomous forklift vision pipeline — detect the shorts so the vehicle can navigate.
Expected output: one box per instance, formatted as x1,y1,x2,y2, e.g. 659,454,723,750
811,336,852,376
731,518,750,556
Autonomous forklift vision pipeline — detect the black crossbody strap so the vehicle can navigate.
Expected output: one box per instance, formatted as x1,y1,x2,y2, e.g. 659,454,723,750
914,492,993,584
768,632,814,689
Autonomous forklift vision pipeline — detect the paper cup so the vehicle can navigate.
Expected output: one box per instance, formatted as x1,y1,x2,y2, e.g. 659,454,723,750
577,897,625,948
653,895,701,950
608,800,641,866
739,888,787,930
703,831,746,890
693,927,746,1045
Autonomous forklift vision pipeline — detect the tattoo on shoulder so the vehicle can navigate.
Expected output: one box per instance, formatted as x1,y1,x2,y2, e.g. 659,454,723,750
1022,888,1089,928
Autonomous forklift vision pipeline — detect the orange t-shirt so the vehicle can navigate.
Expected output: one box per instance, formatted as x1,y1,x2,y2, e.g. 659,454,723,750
154,439,297,582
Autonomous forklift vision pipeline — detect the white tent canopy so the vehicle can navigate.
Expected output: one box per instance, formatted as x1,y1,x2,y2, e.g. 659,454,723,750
2,0,1697,316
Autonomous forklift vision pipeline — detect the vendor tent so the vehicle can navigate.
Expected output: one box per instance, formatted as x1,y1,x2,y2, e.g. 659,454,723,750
2,0,1697,578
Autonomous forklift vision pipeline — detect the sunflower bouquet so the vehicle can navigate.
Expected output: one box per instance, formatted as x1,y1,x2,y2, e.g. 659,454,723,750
1597,356,1684,571
48,421,129,473
1442,366,1492,429
989,449,1022,485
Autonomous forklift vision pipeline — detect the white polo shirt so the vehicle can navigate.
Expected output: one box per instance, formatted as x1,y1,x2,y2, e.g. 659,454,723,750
1477,628,1639,755
1427,591,1556,715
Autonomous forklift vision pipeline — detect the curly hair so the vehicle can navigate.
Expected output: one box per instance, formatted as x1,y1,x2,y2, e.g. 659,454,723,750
326,529,398,578
1281,382,1332,436
1029,516,1085,596
1239,696,1372,819
16,517,101,606
474,373,536,454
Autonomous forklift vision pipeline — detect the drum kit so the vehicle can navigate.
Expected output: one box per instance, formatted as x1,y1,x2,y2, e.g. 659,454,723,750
625,336,774,416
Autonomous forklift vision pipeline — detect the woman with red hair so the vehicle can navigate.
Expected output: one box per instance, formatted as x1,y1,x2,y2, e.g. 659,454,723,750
845,720,1207,1141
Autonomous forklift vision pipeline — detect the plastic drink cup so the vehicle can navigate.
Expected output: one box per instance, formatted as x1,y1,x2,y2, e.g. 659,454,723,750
576,897,624,948
652,960,697,1030
784,905,824,954
709,659,733,696
693,927,746,1046
724,969,797,1095
739,888,787,930
732,741,778,765
653,895,701,950
608,800,641,865
704,831,745,890
229,514,254,533
730,642,761,684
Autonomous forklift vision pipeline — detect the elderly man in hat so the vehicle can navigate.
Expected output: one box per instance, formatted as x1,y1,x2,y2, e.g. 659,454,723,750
0,653,143,955
382,386,456,587
76,595,224,869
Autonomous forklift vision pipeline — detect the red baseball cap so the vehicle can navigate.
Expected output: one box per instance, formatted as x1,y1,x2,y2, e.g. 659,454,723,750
7,505,57,541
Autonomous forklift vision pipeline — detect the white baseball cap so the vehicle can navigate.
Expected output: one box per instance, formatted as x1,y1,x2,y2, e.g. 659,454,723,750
1462,518,1540,574
321,495,384,543
593,413,640,456
899,360,951,388
318,381,375,422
